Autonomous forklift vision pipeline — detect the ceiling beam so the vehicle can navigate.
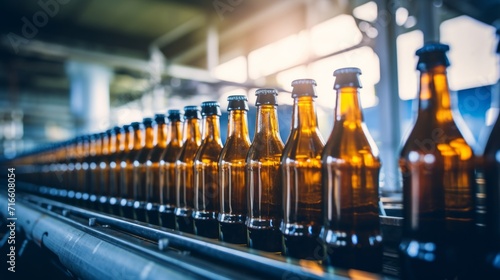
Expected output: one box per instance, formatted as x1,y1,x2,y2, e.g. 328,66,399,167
171,0,306,65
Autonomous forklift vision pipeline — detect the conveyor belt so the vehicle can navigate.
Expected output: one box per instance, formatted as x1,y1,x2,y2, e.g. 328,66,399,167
0,184,397,279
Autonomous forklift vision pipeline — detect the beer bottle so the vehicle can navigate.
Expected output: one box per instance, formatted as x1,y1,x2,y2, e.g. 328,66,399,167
481,34,500,279
108,126,122,215
98,130,111,212
175,106,202,233
132,118,154,222
88,133,102,209
193,101,223,238
321,67,382,272
399,43,476,279
119,124,135,219
159,110,183,228
75,135,88,207
146,114,167,225
63,138,76,198
246,89,284,252
81,135,92,208
281,79,325,260
219,95,251,244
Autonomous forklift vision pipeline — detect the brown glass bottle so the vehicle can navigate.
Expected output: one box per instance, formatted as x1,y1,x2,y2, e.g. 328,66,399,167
399,43,476,279
75,135,88,207
281,79,325,260
158,110,183,229
88,133,102,209
63,138,76,198
246,89,284,252
119,124,135,219
218,95,251,244
81,135,92,208
174,106,202,233
108,126,122,215
321,68,382,272
193,101,223,238
132,118,154,222
98,130,111,212
481,35,500,279
146,114,167,225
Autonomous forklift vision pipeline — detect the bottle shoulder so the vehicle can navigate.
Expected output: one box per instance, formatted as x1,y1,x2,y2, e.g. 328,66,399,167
163,143,183,162
401,117,474,160
149,147,165,161
220,136,251,161
282,130,325,160
323,122,379,159
247,136,284,160
195,139,223,162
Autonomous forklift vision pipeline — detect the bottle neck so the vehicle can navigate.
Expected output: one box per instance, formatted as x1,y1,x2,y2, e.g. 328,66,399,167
255,104,280,136
418,65,453,122
183,118,202,144
109,133,117,154
133,129,144,151
124,130,133,153
94,139,101,157
167,120,183,146
202,115,221,141
335,87,363,125
144,126,154,149
154,123,167,149
76,141,84,160
292,96,320,132
227,110,250,140
101,136,110,157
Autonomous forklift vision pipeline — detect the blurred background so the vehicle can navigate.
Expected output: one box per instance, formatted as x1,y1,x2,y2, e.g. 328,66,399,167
0,0,499,194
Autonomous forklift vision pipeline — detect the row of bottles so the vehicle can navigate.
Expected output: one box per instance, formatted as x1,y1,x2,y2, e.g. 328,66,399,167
6,41,500,278
10,69,381,272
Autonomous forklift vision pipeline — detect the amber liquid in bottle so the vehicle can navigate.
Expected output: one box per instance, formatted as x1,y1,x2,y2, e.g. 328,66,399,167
193,101,223,238
281,79,325,260
158,111,183,228
66,138,76,202
145,114,167,225
108,126,122,215
119,124,135,219
81,135,91,208
174,106,202,233
88,133,102,209
75,135,88,207
321,68,382,272
98,130,111,212
218,95,251,244
246,89,284,252
399,43,476,279
132,118,154,222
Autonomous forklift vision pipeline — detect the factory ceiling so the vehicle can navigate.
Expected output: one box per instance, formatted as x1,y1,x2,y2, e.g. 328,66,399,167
0,0,498,142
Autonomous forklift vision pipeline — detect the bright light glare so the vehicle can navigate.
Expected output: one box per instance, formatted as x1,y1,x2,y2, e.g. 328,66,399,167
440,15,498,90
395,7,409,26
397,30,424,100
311,14,363,57
307,46,380,109
248,32,308,80
353,1,378,22
214,56,247,83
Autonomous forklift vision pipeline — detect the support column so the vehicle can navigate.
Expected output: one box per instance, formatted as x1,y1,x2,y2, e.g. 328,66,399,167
375,0,402,194
416,0,440,42
66,61,112,134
